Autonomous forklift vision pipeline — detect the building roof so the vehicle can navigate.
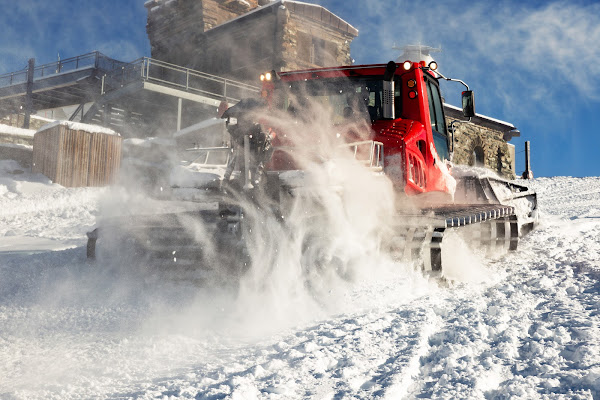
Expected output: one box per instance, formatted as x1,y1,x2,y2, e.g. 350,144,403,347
205,0,359,37
444,103,518,134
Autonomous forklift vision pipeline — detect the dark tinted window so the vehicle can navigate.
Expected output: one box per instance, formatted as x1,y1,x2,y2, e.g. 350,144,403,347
425,78,449,160
286,77,401,124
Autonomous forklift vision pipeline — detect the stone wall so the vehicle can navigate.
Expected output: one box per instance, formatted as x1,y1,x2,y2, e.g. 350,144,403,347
447,116,515,179
279,10,353,71
199,9,280,80
145,0,357,81
146,0,264,70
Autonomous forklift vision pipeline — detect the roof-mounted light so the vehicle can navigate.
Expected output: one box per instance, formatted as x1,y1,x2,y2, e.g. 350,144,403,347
403,61,412,71
260,71,273,82
428,61,438,71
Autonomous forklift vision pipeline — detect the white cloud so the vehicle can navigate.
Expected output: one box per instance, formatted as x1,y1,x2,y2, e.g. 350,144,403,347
347,0,600,117
97,40,144,62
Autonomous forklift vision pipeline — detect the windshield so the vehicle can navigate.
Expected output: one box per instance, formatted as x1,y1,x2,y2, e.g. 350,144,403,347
282,77,401,124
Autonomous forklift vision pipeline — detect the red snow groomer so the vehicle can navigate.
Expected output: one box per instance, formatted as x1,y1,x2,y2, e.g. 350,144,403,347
246,60,537,269
87,60,537,274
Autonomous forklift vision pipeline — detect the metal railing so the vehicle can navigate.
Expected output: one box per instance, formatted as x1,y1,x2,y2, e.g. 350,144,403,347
0,51,127,88
102,57,260,103
344,140,384,171
183,146,230,167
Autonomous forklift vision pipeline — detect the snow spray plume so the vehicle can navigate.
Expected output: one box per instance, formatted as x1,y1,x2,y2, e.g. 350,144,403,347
207,85,431,335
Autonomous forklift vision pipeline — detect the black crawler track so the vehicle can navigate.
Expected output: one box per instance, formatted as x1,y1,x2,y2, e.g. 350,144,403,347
389,204,520,271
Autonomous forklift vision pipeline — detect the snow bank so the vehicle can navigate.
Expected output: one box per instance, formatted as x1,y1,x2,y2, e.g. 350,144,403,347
0,124,35,138
0,142,33,150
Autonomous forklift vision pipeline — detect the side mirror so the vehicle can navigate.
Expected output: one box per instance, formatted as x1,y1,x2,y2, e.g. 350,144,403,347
462,90,475,118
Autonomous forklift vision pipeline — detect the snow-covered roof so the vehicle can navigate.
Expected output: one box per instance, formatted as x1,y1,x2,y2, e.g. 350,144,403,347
37,120,120,136
444,103,516,130
0,124,36,138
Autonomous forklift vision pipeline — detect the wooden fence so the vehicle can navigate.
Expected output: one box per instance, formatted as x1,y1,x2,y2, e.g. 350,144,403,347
32,124,122,187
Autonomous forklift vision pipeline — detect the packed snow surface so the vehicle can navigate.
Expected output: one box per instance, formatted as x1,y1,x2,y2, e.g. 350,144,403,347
0,125,35,138
1,159,599,399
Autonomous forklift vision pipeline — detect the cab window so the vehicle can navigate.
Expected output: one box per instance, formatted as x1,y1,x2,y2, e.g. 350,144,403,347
425,78,449,160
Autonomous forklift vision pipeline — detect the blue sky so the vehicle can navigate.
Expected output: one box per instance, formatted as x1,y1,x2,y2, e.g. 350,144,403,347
1,0,599,177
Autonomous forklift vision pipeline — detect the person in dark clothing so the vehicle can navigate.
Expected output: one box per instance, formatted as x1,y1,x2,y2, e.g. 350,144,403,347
223,115,272,189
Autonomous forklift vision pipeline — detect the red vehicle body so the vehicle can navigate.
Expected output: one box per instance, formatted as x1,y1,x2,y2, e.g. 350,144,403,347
259,60,460,197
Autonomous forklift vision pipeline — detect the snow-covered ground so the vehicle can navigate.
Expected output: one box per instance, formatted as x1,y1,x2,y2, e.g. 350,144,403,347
1,159,599,399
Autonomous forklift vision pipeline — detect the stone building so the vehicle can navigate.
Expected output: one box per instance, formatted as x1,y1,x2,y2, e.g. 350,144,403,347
445,104,520,179
145,0,358,82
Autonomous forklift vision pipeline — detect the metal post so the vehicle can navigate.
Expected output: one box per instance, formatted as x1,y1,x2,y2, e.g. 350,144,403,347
177,98,182,131
243,135,253,190
23,58,35,129
522,141,534,179
103,104,112,126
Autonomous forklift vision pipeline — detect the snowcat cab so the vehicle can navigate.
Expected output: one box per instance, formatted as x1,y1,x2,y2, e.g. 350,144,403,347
258,60,461,197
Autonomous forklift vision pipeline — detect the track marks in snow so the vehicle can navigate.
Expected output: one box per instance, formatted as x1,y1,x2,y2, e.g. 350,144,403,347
136,308,441,399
